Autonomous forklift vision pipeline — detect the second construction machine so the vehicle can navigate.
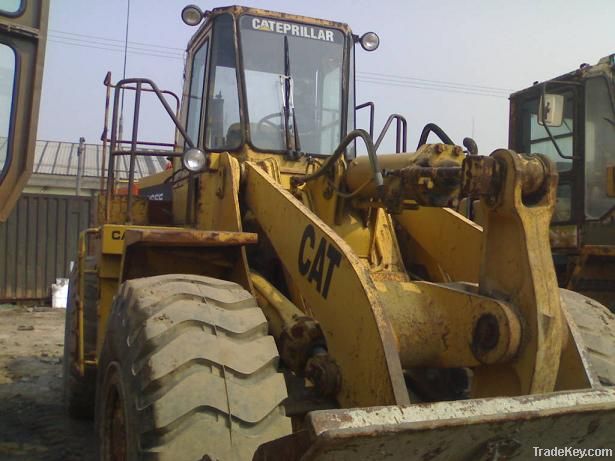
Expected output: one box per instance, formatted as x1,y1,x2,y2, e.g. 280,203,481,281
509,55,615,310
63,5,615,460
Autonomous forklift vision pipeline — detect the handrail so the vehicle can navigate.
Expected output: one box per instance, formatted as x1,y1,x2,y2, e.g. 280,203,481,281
374,114,407,153
103,75,193,224
356,101,375,139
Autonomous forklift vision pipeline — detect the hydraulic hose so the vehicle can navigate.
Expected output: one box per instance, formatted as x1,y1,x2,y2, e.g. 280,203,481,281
291,129,383,188
417,123,455,148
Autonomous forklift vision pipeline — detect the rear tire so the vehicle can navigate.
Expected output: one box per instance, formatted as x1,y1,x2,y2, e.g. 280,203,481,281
561,289,615,386
95,274,291,461
63,263,97,419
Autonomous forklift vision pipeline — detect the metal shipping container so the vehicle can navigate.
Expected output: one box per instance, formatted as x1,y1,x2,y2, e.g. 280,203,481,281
0,194,93,302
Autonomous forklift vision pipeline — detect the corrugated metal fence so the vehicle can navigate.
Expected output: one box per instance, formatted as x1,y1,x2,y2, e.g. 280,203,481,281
0,194,93,302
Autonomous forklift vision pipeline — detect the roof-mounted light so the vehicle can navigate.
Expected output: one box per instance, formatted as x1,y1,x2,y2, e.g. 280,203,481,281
181,4,204,26
360,32,380,52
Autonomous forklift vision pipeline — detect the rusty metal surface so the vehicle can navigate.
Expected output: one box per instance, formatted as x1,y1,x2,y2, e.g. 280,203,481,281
475,149,564,396
461,155,500,199
581,245,615,257
565,245,615,310
304,351,342,398
345,144,464,211
0,194,93,301
123,228,258,247
299,388,615,461
462,153,550,203
279,317,326,373
378,280,521,368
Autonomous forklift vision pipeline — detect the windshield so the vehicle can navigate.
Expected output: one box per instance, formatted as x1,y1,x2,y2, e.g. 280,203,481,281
585,77,615,219
239,15,345,155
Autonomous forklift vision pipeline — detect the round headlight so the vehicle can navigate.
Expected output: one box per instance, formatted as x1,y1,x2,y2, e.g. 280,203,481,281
360,32,380,52
181,5,204,26
182,148,208,172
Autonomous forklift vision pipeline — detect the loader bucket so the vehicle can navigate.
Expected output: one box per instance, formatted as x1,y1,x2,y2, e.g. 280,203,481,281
254,388,615,460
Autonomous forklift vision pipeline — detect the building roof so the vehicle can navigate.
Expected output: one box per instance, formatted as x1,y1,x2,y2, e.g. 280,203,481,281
32,139,168,179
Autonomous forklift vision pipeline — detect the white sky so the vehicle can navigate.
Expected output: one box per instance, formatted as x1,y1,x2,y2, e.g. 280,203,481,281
39,0,615,154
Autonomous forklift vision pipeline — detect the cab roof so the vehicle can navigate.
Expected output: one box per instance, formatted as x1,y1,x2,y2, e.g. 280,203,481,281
510,53,615,99
186,5,353,50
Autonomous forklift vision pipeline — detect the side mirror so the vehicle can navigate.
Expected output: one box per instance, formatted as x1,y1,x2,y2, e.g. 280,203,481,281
538,93,564,127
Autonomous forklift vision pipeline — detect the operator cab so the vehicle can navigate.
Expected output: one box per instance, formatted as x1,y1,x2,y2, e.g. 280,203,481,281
101,5,381,226
179,5,374,159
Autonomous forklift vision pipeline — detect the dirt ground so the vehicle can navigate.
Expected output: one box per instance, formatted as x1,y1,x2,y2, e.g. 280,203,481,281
0,305,96,460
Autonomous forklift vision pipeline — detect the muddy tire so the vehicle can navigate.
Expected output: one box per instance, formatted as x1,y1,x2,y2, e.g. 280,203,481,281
95,274,291,461
63,261,97,419
561,289,615,386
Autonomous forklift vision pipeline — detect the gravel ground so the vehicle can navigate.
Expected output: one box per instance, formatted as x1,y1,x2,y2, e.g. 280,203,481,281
0,305,96,460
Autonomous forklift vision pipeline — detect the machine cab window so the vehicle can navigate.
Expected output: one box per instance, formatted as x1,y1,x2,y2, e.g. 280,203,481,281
205,14,241,150
0,0,22,15
239,15,345,155
584,77,615,219
185,39,209,146
0,43,16,179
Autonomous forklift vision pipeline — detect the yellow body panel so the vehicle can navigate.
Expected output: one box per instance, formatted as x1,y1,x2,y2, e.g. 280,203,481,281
395,207,482,282
244,162,409,407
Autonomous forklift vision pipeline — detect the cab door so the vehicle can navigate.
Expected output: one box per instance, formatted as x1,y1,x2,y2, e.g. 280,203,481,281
0,0,48,221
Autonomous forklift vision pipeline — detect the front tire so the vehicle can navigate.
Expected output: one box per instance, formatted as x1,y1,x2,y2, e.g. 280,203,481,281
63,262,97,419
96,274,291,461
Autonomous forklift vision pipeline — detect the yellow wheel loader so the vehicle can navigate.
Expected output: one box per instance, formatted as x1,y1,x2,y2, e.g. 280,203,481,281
63,5,615,460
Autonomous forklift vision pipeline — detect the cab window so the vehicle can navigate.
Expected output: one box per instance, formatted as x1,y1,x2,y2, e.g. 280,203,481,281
585,77,615,219
0,42,16,178
185,39,209,146
239,15,345,155
0,0,22,14
205,14,241,150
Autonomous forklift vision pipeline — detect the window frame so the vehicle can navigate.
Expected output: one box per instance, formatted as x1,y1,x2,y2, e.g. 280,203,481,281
184,36,210,149
203,13,243,152
0,39,19,183
236,12,349,157
0,0,48,221
583,75,615,220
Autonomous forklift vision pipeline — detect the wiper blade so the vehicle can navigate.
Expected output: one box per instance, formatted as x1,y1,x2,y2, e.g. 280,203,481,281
282,36,301,158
